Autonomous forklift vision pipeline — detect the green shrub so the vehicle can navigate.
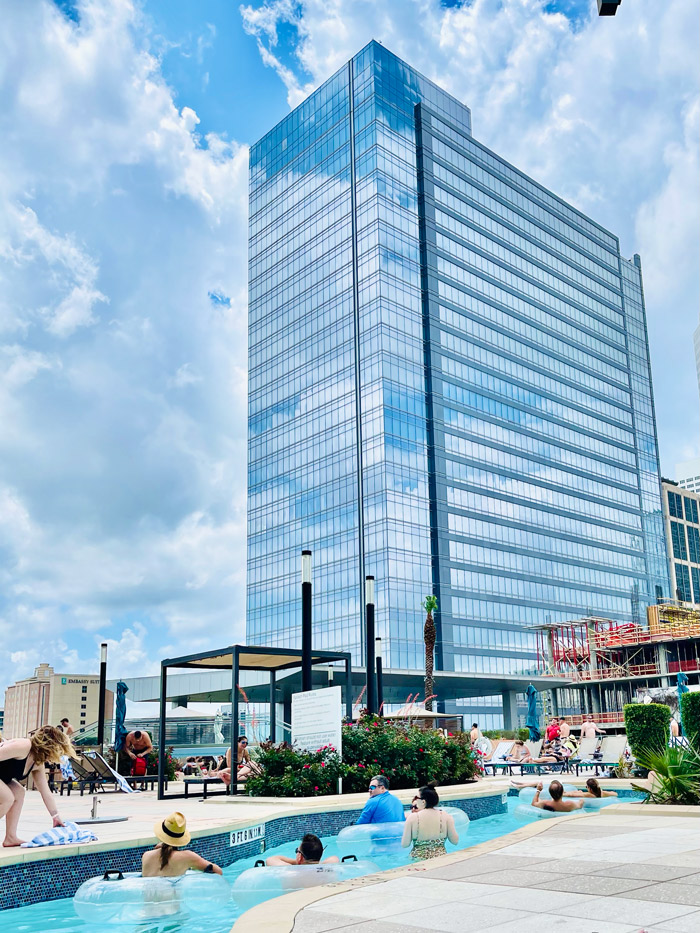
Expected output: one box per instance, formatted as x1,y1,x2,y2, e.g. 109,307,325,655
482,728,530,741
681,692,700,747
145,746,177,781
244,720,481,797
244,743,344,797
624,703,669,758
342,717,479,792
633,744,700,805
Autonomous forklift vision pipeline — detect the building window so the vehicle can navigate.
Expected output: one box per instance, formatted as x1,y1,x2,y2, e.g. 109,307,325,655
80,704,86,710
676,563,692,602
685,497,699,525
82,686,88,693
671,521,688,560
692,567,700,604
688,526,700,565
669,491,684,519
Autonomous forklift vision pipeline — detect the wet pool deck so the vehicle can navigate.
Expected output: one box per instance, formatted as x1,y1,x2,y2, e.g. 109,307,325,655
274,806,700,933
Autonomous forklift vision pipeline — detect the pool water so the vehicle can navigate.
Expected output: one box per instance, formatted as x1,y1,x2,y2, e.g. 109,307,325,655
5,794,641,933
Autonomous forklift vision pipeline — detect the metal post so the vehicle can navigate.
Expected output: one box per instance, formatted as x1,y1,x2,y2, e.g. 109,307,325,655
375,637,384,716
269,670,276,743
365,576,376,715
158,663,167,800
301,550,312,692
231,648,239,796
97,643,107,753
344,655,352,721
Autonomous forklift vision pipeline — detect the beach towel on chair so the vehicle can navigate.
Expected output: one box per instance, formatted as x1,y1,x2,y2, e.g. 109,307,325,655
21,821,97,847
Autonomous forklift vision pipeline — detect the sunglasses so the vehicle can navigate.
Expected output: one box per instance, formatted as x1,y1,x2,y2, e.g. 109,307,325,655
410,804,419,811
368,784,379,790
240,739,248,745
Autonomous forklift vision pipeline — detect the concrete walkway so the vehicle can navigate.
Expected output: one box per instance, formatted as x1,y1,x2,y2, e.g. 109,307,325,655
290,809,700,933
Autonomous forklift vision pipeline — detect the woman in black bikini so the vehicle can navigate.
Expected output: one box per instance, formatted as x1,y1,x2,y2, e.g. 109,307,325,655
0,725,74,847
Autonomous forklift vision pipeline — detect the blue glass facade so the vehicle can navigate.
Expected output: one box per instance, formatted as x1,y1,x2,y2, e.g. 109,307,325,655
247,42,669,722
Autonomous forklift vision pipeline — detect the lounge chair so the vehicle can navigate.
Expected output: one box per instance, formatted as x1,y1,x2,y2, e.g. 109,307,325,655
89,751,158,791
568,737,599,775
595,734,629,774
483,741,514,775
517,740,566,776
58,755,111,795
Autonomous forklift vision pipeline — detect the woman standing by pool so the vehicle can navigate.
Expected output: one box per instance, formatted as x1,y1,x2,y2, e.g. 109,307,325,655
0,725,74,847
401,784,459,860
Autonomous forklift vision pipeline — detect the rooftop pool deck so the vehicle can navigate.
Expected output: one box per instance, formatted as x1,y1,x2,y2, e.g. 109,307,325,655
0,777,659,930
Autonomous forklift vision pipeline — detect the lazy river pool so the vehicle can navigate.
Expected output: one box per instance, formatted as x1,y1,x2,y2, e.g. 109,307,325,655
4,793,643,933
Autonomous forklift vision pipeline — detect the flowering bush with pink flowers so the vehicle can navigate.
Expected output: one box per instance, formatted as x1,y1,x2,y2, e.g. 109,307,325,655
245,742,344,797
245,719,480,797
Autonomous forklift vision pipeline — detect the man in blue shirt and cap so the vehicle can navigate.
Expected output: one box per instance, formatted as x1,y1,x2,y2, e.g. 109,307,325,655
356,775,405,823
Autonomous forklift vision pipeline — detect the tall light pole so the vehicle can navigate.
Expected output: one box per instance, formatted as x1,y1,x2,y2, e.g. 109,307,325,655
301,550,312,692
97,642,107,753
365,576,376,716
375,636,383,717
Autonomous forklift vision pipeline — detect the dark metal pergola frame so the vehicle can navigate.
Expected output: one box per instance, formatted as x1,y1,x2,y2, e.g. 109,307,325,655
157,644,353,800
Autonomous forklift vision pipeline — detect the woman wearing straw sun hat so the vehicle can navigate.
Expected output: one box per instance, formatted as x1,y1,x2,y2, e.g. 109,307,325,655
142,812,222,877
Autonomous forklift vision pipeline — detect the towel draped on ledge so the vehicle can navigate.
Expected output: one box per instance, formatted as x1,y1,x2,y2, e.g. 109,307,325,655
21,820,98,847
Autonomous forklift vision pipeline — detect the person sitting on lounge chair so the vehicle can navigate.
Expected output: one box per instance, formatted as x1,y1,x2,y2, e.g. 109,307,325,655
519,739,564,766
506,740,529,763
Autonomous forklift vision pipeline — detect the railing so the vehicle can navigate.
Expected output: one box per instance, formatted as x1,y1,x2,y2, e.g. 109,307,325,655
566,710,623,726
669,659,700,674
72,716,290,749
538,663,660,682
593,623,700,651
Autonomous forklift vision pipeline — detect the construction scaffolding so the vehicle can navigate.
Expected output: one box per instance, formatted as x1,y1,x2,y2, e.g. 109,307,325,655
534,602,700,727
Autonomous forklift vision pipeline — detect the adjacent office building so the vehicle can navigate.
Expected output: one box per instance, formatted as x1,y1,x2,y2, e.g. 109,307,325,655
663,481,700,604
2,663,113,739
247,42,669,725
676,458,700,495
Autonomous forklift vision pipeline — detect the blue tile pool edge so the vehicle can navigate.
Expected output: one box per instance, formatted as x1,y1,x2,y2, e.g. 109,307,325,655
0,792,506,910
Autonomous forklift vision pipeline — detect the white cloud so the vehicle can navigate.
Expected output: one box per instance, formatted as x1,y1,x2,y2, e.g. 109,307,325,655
0,0,249,696
241,0,700,468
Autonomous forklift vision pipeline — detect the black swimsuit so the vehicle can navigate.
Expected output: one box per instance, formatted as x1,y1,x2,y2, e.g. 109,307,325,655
0,752,32,785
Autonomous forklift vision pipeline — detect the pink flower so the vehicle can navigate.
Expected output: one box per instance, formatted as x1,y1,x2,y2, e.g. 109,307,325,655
418,748,423,752
303,765,310,769
314,786,319,790
321,762,326,767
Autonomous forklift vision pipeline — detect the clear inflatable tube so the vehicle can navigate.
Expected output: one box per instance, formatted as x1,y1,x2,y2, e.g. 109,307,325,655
73,870,231,924
336,821,405,856
233,859,380,911
439,807,470,834
513,802,565,821
582,795,616,809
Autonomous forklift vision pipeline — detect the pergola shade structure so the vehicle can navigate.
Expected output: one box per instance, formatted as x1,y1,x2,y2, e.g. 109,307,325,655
158,645,352,799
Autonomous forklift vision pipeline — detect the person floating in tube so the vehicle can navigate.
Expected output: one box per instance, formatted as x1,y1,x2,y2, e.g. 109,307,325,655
266,833,339,867
529,781,584,814
142,812,222,876
356,775,405,823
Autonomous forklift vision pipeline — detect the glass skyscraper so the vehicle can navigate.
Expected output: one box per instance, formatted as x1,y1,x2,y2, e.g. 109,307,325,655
247,41,669,724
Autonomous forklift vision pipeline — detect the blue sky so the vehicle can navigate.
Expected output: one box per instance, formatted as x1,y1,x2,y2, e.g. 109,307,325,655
0,0,697,697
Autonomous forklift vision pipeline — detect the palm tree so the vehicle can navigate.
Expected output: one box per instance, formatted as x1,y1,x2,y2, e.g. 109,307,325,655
422,595,438,711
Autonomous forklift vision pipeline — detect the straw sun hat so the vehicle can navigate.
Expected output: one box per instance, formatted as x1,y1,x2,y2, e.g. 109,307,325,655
154,811,191,847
